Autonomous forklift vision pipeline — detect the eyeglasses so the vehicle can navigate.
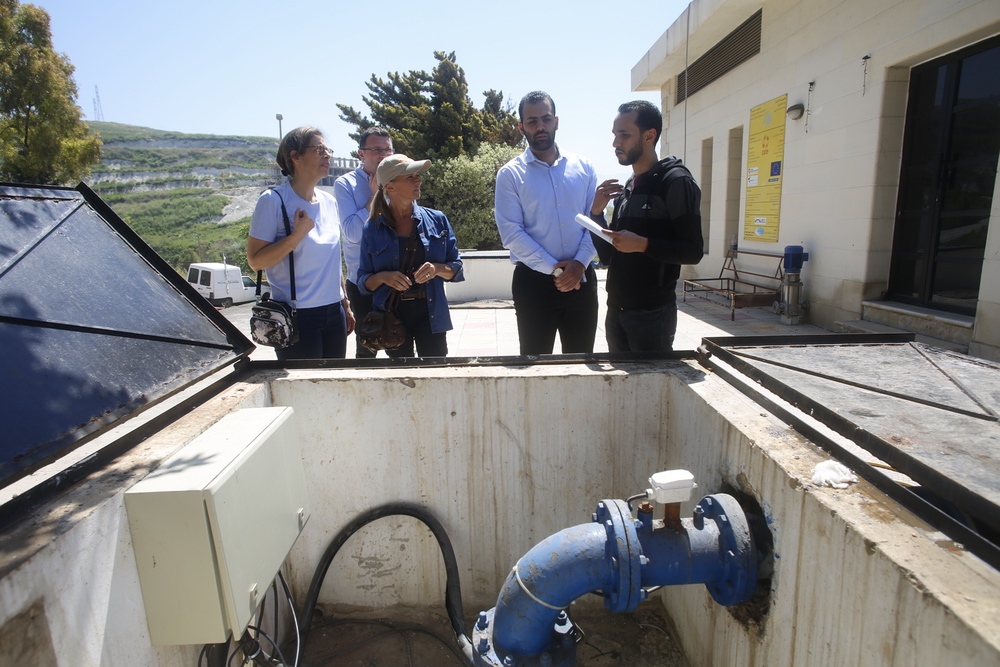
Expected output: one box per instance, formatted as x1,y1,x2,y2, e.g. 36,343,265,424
360,146,394,155
305,145,332,157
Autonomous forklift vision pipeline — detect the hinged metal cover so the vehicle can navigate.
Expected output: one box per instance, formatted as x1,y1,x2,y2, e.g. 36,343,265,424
0,182,254,488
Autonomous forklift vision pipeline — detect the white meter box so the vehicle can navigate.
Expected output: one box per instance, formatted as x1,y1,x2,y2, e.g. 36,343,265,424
124,407,309,646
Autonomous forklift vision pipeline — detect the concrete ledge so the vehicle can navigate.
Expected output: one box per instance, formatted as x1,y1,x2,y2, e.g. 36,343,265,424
835,318,969,353
861,300,974,345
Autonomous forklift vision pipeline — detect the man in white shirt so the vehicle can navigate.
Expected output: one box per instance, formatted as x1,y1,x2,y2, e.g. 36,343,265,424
494,91,599,355
334,127,393,358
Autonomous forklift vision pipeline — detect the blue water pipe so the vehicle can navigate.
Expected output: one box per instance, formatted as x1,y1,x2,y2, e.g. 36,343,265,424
471,472,759,667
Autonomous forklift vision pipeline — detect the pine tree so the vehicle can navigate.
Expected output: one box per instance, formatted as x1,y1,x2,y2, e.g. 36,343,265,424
0,0,101,184
337,51,520,160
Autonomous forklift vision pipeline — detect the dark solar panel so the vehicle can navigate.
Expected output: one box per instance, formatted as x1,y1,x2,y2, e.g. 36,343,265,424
0,183,253,487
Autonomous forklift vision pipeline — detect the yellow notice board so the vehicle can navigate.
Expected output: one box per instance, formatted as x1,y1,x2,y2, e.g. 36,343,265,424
744,94,787,243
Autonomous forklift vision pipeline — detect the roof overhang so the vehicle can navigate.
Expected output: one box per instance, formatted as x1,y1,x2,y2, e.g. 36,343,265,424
632,0,764,92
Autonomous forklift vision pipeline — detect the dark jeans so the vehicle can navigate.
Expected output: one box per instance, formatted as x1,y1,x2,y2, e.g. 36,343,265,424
605,299,677,353
275,301,348,361
346,280,376,359
387,298,448,358
512,263,598,355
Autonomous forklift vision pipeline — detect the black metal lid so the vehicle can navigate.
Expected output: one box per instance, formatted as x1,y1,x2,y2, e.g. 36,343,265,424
0,182,253,489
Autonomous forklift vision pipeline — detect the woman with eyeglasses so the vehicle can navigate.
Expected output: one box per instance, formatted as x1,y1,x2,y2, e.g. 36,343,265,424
358,154,464,357
247,126,355,359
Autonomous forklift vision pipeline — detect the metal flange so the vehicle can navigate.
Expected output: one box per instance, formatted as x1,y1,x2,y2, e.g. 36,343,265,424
593,499,643,613
696,494,758,605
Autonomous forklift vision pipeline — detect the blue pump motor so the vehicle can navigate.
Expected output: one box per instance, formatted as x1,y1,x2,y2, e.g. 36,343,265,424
783,245,809,273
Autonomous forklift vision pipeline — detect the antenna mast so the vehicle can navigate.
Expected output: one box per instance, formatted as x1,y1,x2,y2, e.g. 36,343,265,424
93,85,105,121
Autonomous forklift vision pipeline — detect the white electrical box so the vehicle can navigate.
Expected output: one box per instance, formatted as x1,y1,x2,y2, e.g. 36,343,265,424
649,469,697,504
124,407,309,646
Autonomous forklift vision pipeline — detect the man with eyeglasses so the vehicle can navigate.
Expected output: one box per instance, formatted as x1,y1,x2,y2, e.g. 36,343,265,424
334,127,394,358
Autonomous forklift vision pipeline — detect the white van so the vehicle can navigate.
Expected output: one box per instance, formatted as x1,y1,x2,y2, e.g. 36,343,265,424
186,262,258,307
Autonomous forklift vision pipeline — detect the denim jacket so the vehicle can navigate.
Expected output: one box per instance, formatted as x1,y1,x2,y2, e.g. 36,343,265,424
358,205,464,334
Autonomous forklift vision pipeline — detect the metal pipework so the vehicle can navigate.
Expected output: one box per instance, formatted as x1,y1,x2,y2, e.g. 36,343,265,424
472,484,758,667
776,244,810,325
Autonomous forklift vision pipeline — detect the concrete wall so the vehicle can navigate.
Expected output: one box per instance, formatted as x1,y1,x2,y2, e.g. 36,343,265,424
444,250,515,303
633,0,1000,339
1,362,998,665
272,363,690,612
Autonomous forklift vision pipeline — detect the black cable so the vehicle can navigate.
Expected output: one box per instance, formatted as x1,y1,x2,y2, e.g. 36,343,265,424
246,625,289,667
277,570,301,667
298,502,470,661
203,640,230,667
227,633,256,667
272,577,280,651
626,491,648,508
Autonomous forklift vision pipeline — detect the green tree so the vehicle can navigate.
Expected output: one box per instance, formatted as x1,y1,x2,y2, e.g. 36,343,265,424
337,51,521,160
421,142,522,250
481,89,523,147
0,0,101,184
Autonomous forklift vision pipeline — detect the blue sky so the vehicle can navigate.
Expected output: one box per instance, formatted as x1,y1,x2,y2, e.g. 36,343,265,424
38,0,687,179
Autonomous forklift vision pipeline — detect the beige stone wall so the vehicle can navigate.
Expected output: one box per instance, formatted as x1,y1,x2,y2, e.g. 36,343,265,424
635,0,1000,333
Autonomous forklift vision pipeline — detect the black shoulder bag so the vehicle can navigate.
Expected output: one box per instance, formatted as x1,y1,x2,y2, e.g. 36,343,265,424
356,224,421,353
249,190,300,348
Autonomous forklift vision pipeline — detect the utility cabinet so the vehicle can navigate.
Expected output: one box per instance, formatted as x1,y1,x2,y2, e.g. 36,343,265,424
124,407,309,646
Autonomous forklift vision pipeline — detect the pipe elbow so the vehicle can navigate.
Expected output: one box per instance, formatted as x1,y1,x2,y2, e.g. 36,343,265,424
492,522,608,655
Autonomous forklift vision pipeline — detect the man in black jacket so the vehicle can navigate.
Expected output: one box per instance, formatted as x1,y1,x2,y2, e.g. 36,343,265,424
590,100,704,351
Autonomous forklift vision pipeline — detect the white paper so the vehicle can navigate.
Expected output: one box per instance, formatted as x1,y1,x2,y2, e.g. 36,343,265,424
574,213,613,241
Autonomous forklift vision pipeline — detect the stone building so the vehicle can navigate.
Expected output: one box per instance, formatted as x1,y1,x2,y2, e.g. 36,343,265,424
632,0,1000,359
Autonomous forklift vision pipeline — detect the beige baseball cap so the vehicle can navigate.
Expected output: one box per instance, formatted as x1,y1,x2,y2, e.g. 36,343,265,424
376,154,431,187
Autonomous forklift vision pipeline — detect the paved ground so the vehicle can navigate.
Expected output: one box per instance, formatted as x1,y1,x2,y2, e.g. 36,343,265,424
223,270,829,361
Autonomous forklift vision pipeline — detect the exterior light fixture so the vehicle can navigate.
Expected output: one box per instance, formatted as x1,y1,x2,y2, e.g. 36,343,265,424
786,103,805,120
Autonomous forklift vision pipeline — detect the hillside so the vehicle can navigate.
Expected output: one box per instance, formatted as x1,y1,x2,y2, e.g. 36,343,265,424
89,121,278,191
86,122,280,272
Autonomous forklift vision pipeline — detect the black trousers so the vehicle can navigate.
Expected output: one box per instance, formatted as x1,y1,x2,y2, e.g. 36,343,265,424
387,298,448,358
511,263,598,355
275,301,347,361
346,280,376,358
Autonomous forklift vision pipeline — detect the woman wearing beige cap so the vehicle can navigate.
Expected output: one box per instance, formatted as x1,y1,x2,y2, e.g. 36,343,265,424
357,154,464,357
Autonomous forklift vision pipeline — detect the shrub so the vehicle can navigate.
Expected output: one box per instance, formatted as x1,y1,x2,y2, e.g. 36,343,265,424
421,142,522,250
